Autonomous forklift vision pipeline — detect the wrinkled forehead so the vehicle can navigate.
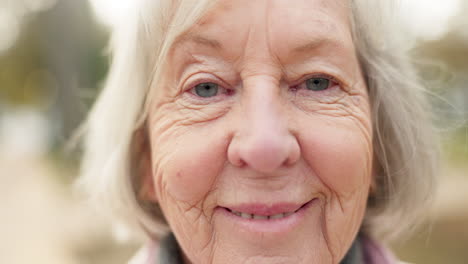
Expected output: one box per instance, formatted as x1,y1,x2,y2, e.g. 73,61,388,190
172,0,354,61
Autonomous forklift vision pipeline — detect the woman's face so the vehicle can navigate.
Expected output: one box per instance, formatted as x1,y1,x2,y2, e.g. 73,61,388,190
146,0,373,263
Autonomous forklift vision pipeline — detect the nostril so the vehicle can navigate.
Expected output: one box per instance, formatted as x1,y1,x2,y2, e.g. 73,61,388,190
285,145,301,167
227,134,249,168
228,132,300,173
227,115,301,171
227,144,246,167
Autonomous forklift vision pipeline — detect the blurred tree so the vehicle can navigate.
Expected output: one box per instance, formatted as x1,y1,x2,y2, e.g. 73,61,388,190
0,0,109,146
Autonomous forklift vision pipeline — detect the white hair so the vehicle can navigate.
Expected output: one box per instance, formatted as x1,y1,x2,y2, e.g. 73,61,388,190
78,0,437,242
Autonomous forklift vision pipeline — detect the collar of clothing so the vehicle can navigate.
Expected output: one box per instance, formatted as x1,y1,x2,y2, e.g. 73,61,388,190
153,233,398,264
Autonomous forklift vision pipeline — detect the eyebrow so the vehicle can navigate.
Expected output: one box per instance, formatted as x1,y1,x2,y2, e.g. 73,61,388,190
175,33,223,50
175,33,345,56
293,38,331,53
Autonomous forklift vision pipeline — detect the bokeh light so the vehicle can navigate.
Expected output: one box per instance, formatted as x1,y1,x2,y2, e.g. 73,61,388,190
88,0,139,28
399,0,461,40
0,9,20,53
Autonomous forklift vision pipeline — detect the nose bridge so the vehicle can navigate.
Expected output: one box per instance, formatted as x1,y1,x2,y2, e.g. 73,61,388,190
227,77,300,173
245,78,282,134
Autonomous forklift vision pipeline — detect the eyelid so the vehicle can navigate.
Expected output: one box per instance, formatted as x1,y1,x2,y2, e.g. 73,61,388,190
188,80,226,93
294,73,340,86
290,73,342,91
183,73,229,92
184,76,234,101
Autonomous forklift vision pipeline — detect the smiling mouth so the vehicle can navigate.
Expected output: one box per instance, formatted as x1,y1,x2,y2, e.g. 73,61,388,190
222,199,314,220
226,209,295,220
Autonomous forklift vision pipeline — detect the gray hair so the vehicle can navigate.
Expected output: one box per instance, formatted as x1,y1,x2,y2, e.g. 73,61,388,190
78,0,437,242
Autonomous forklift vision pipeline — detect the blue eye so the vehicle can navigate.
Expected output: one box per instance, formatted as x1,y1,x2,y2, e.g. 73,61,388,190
305,78,330,91
194,82,219,97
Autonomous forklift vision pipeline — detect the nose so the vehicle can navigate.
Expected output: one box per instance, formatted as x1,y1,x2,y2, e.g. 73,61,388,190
227,79,300,173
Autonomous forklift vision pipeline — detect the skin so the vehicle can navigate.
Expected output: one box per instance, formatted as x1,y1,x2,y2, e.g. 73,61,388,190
144,0,373,263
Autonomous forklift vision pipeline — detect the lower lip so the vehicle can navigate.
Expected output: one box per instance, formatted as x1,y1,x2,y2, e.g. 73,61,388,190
215,199,318,234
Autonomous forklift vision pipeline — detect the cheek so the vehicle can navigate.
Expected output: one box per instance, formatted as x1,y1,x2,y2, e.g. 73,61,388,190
151,125,229,205
299,118,373,197
298,116,372,257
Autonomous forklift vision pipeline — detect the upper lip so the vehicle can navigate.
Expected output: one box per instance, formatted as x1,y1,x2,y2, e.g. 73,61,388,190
221,199,313,216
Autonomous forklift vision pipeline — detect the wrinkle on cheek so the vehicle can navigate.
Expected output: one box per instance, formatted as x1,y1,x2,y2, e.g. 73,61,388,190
152,129,225,208
176,101,231,125
318,181,368,261
328,189,369,259
153,88,233,127
317,196,335,263
150,84,231,132
148,100,228,207
306,93,373,160
321,158,370,260
345,88,372,132
149,107,189,142
157,168,218,261
293,88,369,122
296,103,372,259
300,112,373,192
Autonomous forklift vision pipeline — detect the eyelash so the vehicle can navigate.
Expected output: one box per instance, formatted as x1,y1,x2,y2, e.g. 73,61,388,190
187,79,233,99
185,74,341,99
290,74,340,92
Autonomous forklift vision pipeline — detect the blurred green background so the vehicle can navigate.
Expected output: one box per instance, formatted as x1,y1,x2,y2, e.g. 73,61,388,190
0,0,467,263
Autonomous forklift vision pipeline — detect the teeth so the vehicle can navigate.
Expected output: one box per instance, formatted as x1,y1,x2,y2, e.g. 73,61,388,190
284,212,294,217
230,210,293,220
253,215,268,220
241,213,253,219
270,213,286,219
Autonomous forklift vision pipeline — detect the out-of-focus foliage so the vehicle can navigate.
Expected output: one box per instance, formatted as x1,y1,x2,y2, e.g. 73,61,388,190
0,0,108,142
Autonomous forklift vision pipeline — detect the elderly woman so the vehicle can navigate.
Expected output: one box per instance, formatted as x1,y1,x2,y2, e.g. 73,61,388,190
79,0,437,263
